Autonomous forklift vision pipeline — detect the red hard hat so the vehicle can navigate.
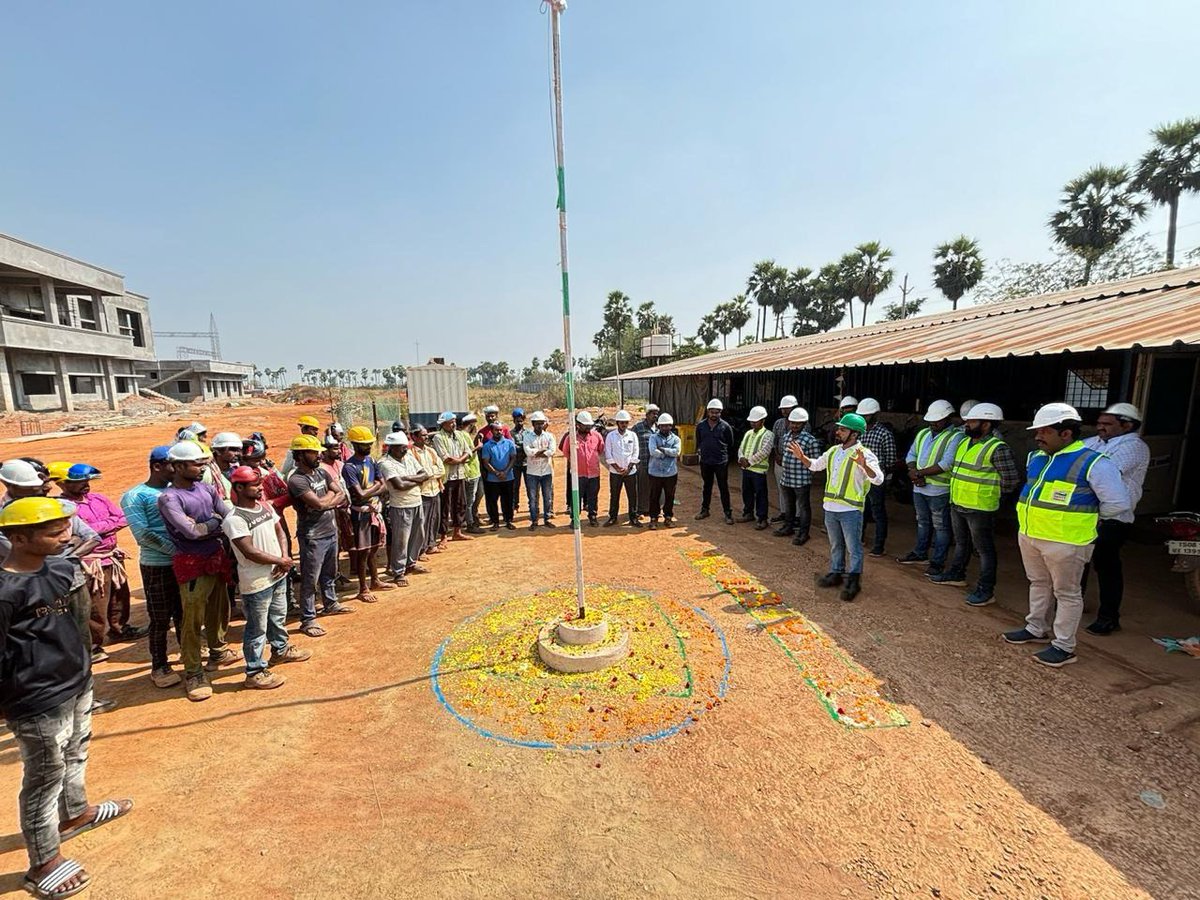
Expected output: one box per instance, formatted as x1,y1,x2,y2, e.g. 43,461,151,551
228,465,262,485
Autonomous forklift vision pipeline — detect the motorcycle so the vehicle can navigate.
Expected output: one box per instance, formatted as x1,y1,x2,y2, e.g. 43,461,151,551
1157,511,1200,608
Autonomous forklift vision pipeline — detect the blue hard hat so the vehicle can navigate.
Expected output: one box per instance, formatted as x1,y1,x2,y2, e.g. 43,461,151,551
149,445,172,463
65,463,102,482
512,408,525,417
437,411,457,424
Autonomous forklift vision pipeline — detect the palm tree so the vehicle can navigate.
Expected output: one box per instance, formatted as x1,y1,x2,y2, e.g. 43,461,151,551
711,302,733,349
1133,119,1200,267
932,237,985,310
843,243,894,326
726,294,752,344
1049,165,1146,284
815,261,854,328
747,260,782,342
696,315,719,349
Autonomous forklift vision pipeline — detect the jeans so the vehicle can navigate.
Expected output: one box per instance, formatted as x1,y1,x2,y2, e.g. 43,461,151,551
1019,533,1093,653
826,508,865,575
1082,519,1131,625
141,563,183,671
740,470,769,521
8,686,93,869
464,477,482,526
863,484,888,553
242,578,289,675
700,462,732,515
386,506,424,575
780,484,812,538
525,472,554,523
647,473,678,519
421,495,441,552
298,531,338,626
484,479,515,525
912,491,952,568
608,472,639,521
949,507,998,595
179,573,230,676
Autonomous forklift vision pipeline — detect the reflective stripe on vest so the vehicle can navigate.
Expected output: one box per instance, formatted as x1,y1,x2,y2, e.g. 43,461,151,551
915,428,954,486
950,436,1003,512
1017,441,1101,545
740,427,770,473
822,446,868,509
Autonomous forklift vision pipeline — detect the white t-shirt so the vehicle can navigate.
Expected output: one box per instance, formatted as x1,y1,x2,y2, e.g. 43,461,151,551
220,501,284,595
378,452,423,509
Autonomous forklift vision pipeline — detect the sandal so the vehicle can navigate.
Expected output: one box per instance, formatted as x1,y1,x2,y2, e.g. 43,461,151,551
320,603,355,616
370,582,397,592
59,799,133,842
355,593,379,604
23,858,89,899
300,623,327,637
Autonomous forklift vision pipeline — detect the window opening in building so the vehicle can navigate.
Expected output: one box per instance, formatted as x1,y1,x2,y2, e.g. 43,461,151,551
177,380,192,394
116,377,137,393
1064,368,1110,409
56,297,74,326
116,309,145,346
68,375,100,394
72,296,98,331
3,287,47,321
21,373,56,395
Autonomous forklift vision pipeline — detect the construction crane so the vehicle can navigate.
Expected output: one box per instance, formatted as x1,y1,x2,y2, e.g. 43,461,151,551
154,313,222,360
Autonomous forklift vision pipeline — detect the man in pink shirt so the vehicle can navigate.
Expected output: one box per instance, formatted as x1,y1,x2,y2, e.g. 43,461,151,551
559,411,606,526
58,464,146,643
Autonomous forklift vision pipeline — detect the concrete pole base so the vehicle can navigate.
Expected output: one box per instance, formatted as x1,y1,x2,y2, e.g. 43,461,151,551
537,616,630,674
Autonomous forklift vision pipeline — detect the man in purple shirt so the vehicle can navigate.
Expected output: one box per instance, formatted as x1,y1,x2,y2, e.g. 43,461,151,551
157,442,239,702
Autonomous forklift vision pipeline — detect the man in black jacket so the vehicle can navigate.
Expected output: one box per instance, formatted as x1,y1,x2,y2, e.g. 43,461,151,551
0,497,133,899
694,398,737,525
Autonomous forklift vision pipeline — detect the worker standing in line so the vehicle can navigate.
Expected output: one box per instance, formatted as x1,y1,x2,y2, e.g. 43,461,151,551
788,412,883,601
694,399,737,525
736,406,774,529
939,403,1022,607
896,399,963,577
775,407,822,545
1081,402,1150,635
604,410,642,527
645,412,681,529
856,398,895,558
281,415,322,477
1004,403,1129,668
770,395,799,524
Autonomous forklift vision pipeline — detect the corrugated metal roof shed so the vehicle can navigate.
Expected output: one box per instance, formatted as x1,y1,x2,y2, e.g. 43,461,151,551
633,267,1200,378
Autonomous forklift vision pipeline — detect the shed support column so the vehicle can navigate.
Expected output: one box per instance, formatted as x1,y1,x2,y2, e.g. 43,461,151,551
39,277,58,323
54,355,74,413
102,358,119,411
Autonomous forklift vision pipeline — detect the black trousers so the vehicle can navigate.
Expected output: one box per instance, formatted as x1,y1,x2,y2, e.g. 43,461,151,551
511,465,526,509
484,479,515,525
1082,519,1132,625
647,474,678,519
608,471,639,520
700,462,732,514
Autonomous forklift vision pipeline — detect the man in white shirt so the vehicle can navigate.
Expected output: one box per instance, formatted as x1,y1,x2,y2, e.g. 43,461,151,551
378,432,430,587
1082,402,1150,635
521,411,556,528
789,412,884,601
604,409,642,527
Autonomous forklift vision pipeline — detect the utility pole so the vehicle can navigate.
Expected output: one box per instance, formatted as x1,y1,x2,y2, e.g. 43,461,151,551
898,273,913,319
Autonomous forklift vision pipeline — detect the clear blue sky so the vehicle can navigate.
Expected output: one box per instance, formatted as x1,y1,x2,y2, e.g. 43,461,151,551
2,1,1197,376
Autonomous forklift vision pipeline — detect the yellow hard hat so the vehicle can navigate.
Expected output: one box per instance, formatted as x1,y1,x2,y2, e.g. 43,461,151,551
297,415,321,429
0,497,71,529
290,434,323,452
346,426,375,444
47,461,73,483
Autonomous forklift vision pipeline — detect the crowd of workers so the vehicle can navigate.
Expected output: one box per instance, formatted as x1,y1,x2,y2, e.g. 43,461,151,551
0,390,1150,897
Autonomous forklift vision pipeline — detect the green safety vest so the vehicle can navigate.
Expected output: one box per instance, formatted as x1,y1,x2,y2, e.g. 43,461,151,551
949,435,1003,512
913,427,954,487
1017,441,1102,545
822,445,868,509
739,427,771,473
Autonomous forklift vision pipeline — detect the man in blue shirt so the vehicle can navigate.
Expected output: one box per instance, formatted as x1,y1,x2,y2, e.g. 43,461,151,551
120,446,183,689
646,413,681,528
694,399,737,525
479,426,517,530
897,400,964,577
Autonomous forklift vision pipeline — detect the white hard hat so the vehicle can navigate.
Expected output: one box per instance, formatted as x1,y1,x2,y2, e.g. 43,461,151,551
168,441,212,462
646,403,660,412
0,459,44,488
383,431,409,446
437,411,457,424
788,407,809,423
613,409,632,423
747,406,768,422
657,413,674,426
959,400,979,419
1028,402,1081,430
529,410,548,423
1104,402,1142,422
706,399,724,411
964,402,1003,422
188,421,207,435
210,432,243,450
923,399,956,422
462,413,477,423
839,396,859,408
576,411,594,426
857,398,881,416
778,395,798,409
483,405,500,414
330,422,345,436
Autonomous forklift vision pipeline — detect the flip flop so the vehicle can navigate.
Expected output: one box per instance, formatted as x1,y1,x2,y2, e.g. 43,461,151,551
300,623,327,637
370,583,397,592
23,858,90,899
60,799,133,842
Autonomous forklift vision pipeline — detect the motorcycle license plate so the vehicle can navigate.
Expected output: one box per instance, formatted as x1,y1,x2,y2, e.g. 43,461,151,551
1168,540,1200,556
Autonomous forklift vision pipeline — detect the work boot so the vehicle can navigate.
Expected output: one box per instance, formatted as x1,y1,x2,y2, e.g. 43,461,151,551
205,647,243,672
816,572,843,588
150,666,182,689
840,574,862,602
663,517,674,527
1085,619,1121,636
629,517,643,528
773,525,794,537
895,551,927,566
737,514,755,523
270,644,312,665
603,517,618,527
770,514,786,524
723,513,735,525
694,509,710,520
792,534,810,546
244,670,286,690
754,520,769,530
648,518,659,530
185,672,213,702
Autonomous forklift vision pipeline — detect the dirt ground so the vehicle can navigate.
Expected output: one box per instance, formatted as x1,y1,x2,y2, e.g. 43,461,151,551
0,401,1197,899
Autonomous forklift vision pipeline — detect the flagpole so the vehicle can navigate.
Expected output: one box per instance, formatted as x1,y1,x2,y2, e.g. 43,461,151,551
547,0,586,619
